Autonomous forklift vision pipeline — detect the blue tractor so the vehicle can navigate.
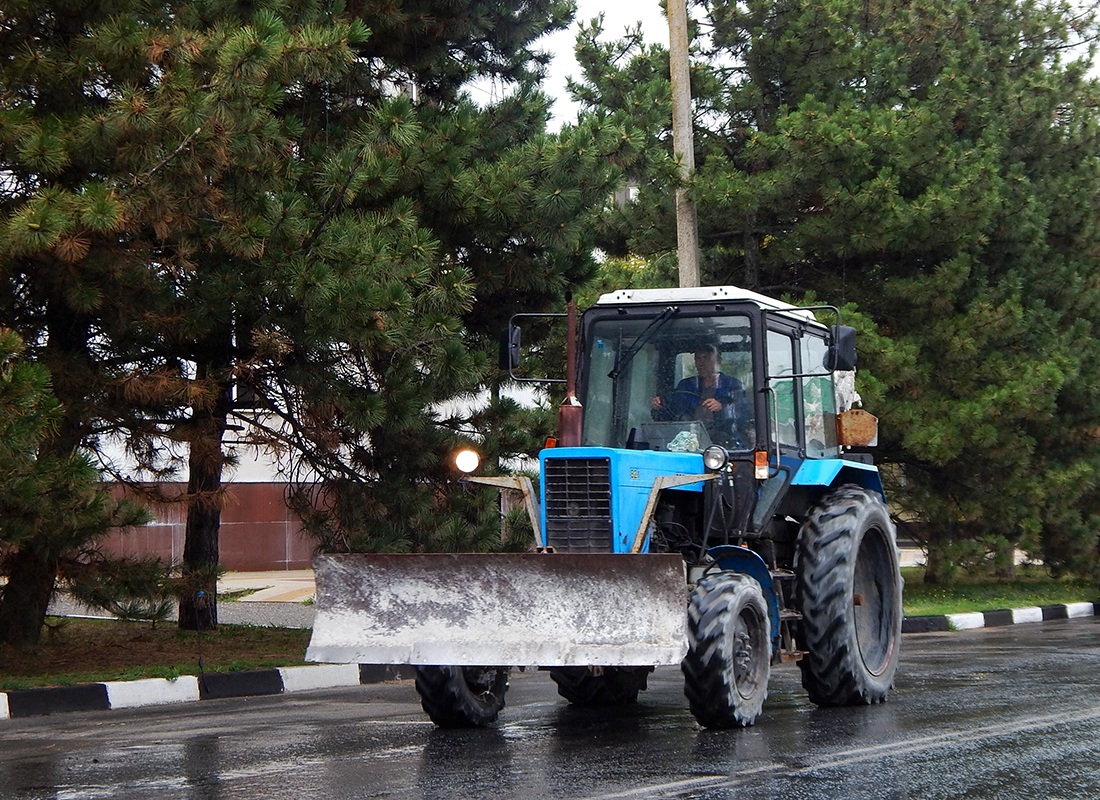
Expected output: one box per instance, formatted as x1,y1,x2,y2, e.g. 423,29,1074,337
307,285,902,729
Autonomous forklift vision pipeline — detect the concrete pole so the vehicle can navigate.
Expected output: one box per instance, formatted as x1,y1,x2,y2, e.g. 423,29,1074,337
668,0,700,288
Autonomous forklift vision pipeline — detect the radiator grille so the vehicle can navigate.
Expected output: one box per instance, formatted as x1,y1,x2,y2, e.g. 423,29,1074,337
544,457,613,553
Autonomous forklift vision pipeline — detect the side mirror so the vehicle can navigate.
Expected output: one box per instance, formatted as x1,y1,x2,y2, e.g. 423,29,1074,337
499,324,522,371
824,325,857,371
496,312,566,384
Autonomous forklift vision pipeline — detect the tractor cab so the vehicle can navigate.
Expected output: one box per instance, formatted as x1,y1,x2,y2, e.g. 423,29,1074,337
578,286,849,464
580,307,757,453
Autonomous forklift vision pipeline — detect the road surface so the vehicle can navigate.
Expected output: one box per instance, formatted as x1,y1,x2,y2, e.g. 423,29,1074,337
1,618,1097,799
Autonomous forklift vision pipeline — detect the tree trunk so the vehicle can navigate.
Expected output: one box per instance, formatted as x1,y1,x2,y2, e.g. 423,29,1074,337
178,366,231,632
0,294,94,646
0,546,60,647
743,226,761,290
994,538,1018,579
922,523,956,585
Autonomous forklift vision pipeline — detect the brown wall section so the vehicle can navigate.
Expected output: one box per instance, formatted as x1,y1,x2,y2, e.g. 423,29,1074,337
103,483,314,571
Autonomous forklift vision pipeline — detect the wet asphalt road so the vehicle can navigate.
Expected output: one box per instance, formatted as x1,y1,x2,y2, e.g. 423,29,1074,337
2,618,1098,800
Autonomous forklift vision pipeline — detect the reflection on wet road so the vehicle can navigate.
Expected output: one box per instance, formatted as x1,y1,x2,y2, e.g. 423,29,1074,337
2,618,1098,799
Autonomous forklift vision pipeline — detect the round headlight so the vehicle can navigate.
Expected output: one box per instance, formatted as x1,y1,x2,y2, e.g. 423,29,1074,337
702,445,729,472
454,448,480,474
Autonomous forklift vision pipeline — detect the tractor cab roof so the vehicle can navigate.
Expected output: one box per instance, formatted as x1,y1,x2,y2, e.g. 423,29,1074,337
594,286,821,326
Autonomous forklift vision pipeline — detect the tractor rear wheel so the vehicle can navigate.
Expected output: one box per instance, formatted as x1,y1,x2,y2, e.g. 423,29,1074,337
794,485,902,706
681,572,771,728
414,666,509,727
549,666,653,706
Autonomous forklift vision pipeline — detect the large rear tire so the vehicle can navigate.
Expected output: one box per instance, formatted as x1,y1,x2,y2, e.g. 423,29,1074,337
549,666,653,706
794,485,902,706
681,572,771,728
414,666,509,728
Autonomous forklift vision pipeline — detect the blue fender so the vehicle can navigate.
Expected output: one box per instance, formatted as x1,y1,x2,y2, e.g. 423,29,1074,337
788,456,885,497
707,545,781,653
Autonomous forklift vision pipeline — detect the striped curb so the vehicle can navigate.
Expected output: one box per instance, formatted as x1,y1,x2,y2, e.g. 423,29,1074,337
902,600,1099,634
0,664,414,721
4,601,1097,721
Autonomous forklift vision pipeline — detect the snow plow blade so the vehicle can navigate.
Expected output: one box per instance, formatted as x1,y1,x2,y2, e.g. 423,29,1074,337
305,552,688,667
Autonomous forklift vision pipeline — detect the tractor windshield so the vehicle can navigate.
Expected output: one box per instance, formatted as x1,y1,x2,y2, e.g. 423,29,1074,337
582,312,756,451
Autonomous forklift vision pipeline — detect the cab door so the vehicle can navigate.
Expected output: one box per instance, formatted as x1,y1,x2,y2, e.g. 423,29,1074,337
764,323,839,458
765,325,800,453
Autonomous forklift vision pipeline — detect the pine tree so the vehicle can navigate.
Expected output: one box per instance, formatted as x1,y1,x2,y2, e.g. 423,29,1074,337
0,331,145,645
2,0,641,636
574,0,1100,578
0,0,180,641
256,49,645,557
1,0,376,631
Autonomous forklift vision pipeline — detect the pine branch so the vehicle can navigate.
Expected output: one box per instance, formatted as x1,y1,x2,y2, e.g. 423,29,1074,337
130,127,203,188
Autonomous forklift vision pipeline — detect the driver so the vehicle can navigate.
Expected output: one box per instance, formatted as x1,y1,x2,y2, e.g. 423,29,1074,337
651,345,751,441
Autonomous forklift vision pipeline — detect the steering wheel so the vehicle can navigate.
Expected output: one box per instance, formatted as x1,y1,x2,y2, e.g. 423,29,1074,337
651,389,702,422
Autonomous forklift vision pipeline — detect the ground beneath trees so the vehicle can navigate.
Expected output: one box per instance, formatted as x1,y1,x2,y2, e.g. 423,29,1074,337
0,617,310,690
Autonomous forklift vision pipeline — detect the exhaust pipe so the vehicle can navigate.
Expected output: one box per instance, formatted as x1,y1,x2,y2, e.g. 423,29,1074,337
558,293,583,446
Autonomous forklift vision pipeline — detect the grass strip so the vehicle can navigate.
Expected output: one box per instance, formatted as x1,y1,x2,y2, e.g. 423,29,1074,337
0,617,310,691
901,567,1096,617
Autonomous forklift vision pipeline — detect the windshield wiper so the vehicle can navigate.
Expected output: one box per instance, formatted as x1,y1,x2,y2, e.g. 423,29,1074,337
608,306,679,379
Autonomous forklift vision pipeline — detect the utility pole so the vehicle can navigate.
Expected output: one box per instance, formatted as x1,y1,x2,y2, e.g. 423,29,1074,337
668,0,700,288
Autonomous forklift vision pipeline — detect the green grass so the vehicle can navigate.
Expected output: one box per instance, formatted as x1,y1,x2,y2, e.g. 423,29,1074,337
902,567,1097,617
0,618,311,691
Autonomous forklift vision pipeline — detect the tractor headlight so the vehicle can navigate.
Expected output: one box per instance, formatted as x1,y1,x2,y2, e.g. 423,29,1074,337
702,445,729,472
454,448,481,474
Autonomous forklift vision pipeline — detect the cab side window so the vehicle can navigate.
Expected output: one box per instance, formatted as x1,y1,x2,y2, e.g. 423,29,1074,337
766,330,798,449
801,335,838,457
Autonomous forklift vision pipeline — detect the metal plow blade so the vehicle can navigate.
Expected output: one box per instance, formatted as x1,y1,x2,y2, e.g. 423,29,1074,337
305,552,688,667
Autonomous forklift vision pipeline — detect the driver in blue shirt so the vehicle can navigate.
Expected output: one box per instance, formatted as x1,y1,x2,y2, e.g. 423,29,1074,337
651,345,751,444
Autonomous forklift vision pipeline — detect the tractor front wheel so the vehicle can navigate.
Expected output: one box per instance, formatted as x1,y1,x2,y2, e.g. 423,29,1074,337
414,666,509,727
794,485,902,706
682,572,771,728
549,666,653,706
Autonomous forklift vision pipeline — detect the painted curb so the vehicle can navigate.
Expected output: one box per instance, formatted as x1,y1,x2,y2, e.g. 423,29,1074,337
4,602,1096,721
105,676,201,709
198,669,284,700
0,664,414,721
279,663,362,693
5,684,110,718
902,600,1099,634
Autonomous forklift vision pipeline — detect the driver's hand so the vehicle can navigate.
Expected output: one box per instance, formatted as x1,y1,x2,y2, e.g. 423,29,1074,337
651,396,663,410
701,397,722,412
